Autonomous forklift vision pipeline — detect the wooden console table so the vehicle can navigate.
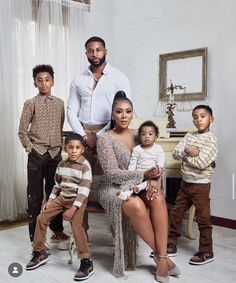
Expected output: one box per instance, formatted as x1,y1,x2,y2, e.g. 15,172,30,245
158,137,196,240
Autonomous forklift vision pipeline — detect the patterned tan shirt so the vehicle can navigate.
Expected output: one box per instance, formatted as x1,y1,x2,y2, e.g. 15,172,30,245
18,93,65,158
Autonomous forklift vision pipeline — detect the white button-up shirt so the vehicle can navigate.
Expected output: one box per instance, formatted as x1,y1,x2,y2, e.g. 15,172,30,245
67,63,131,136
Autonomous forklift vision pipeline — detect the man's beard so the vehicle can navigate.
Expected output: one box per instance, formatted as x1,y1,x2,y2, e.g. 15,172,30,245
88,55,106,67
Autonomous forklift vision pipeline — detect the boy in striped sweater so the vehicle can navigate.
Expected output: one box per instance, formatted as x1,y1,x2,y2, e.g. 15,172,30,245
26,133,94,281
167,105,218,266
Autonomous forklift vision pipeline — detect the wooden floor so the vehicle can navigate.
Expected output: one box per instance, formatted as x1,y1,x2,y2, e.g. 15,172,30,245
0,218,28,231
0,214,236,283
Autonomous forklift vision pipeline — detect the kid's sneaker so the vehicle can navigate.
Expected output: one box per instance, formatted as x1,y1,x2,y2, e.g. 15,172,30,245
74,258,94,281
167,243,177,257
50,231,69,243
149,243,177,258
189,251,214,265
26,251,49,270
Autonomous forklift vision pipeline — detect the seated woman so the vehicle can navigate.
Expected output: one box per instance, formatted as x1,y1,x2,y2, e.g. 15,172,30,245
96,91,180,282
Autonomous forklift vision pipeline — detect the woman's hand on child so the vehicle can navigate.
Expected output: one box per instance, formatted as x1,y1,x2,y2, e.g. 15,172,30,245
63,206,77,221
146,179,161,201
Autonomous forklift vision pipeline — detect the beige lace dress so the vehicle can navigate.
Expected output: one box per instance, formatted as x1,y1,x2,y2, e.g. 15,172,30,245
96,134,144,277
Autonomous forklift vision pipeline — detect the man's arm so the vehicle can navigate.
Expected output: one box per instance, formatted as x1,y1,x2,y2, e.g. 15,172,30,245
67,79,86,136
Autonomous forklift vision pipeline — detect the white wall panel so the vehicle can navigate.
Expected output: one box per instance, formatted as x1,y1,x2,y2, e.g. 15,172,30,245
85,0,236,219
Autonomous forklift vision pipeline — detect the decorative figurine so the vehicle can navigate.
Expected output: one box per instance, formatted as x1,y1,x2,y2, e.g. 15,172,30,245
165,82,184,128
166,102,176,128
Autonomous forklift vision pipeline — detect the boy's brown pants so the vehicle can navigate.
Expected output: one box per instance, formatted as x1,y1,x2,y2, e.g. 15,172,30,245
168,181,213,253
27,150,63,241
32,195,90,258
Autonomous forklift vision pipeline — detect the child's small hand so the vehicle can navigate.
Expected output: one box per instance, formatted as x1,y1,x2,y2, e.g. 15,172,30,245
144,167,160,179
184,146,199,157
151,166,159,175
154,166,163,177
133,186,140,194
63,206,77,221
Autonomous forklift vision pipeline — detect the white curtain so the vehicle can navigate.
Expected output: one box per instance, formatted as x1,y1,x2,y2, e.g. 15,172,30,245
0,0,89,221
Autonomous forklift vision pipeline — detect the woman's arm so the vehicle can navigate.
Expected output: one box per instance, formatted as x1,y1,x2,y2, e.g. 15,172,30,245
97,135,143,184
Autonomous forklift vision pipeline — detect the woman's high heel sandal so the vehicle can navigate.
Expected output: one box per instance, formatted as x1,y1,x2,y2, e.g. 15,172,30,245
153,252,181,277
154,254,169,283
168,264,181,277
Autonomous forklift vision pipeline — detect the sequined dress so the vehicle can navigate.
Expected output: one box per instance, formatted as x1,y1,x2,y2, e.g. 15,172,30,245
96,134,144,277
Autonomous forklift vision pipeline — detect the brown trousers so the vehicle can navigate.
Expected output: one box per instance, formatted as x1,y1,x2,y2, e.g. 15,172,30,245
168,181,213,253
27,150,63,241
32,195,90,258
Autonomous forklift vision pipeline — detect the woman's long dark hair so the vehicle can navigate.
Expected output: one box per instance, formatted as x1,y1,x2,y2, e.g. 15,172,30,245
110,90,133,129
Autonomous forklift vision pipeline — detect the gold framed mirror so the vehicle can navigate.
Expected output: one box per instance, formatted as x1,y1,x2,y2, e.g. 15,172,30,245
159,47,207,101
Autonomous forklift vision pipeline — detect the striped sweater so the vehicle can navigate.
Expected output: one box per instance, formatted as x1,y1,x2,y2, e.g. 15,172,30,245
49,155,92,208
172,131,218,183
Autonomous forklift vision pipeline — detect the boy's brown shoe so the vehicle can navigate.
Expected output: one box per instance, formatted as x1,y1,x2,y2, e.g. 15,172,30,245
189,251,214,265
74,258,94,281
26,251,48,270
167,243,177,257
150,243,177,258
50,231,69,243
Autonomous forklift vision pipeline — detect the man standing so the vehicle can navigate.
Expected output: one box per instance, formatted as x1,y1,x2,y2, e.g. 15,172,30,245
67,36,131,237
67,36,131,152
